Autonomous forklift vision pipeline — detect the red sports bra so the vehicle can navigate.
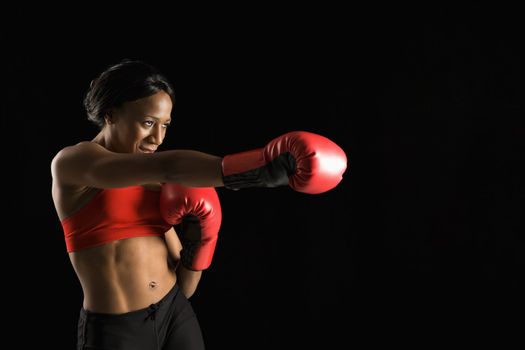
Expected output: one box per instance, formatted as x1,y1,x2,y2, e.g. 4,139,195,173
61,186,172,252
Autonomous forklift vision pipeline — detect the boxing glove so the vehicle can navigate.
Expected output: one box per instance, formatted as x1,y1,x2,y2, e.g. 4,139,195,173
222,131,347,194
160,183,222,271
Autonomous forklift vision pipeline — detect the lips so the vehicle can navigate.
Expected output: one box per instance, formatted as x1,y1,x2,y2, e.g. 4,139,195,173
139,146,156,153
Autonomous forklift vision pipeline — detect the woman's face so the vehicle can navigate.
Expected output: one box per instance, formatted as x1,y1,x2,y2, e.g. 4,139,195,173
107,90,172,154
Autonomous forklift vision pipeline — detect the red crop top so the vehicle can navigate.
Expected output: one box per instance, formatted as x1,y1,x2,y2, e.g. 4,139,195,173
61,186,172,252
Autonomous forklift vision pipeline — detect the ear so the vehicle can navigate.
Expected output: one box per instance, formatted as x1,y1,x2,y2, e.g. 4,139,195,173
104,111,114,125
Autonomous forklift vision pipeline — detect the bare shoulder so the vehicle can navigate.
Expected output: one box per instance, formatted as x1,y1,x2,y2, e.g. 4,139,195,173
50,140,164,188
52,142,104,174
52,141,105,163
50,141,106,188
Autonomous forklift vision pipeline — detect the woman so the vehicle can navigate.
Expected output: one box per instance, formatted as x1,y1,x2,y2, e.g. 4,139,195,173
51,59,347,349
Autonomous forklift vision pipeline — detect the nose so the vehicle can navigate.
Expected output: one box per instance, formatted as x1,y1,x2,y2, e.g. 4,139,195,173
148,124,165,145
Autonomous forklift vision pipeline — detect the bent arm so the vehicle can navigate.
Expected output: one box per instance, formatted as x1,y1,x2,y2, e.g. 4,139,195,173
165,227,202,298
51,142,224,189
176,265,202,299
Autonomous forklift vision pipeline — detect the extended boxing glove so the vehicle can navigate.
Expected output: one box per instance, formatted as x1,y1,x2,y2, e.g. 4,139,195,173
222,131,347,194
160,183,222,271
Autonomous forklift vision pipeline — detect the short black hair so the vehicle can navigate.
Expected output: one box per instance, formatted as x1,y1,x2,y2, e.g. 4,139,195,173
83,59,175,129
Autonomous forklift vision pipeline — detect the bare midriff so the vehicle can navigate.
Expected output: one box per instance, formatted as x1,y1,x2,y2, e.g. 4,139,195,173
69,235,176,314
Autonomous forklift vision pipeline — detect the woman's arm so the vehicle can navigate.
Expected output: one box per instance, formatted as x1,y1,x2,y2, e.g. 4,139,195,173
51,141,224,189
52,130,347,193
176,265,202,299
165,227,202,298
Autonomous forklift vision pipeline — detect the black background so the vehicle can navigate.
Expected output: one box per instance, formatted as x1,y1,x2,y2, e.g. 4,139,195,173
6,5,523,349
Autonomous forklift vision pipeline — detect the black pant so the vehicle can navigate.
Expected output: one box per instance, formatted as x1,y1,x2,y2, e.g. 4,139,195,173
77,284,205,350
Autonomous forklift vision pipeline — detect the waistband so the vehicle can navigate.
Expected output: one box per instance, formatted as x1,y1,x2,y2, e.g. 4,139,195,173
80,283,180,322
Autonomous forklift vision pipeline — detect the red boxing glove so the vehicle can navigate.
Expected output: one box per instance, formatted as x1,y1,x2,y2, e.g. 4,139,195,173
222,131,348,194
160,183,222,271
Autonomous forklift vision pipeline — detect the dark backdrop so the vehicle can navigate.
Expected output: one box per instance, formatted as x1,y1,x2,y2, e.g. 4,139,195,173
6,6,523,349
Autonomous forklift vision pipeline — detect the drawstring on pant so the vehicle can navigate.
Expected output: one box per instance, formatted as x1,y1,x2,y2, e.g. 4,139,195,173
145,301,163,350
145,301,162,321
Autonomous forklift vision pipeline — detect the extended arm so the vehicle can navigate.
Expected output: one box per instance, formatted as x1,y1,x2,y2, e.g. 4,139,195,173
51,142,223,189
51,131,347,193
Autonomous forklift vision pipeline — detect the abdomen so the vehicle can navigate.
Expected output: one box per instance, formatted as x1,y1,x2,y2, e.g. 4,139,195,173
69,235,177,314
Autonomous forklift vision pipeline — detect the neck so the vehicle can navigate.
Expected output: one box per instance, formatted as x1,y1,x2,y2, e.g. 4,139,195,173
92,128,117,152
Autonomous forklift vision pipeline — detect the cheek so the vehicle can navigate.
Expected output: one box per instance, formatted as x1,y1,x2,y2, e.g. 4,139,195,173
133,126,149,140
123,126,146,147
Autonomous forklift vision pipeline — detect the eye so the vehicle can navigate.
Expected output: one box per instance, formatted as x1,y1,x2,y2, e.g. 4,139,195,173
143,120,154,127
163,123,171,129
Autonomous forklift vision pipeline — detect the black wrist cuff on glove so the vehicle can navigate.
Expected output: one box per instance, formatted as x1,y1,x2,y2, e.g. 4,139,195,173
180,245,201,271
223,152,296,190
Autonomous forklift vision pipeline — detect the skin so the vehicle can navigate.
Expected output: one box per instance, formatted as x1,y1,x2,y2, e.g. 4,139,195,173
51,90,222,313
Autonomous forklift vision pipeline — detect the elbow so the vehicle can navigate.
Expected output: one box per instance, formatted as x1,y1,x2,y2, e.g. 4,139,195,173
181,285,198,299
176,265,203,299
179,278,200,299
